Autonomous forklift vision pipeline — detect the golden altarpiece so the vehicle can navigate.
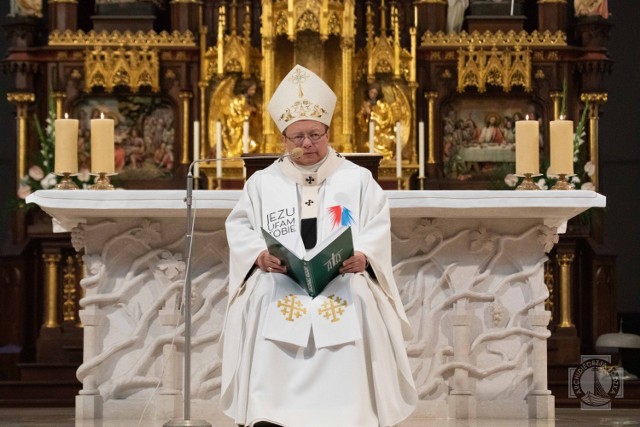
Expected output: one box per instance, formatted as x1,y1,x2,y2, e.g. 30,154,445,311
0,0,625,408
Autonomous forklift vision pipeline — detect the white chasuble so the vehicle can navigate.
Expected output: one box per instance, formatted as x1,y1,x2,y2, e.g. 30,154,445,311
221,150,417,427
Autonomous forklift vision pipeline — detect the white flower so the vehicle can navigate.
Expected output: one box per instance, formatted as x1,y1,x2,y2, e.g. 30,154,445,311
17,183,32,199
40,172,58,189
581,182,596,191
28,165,44,181
536,178,548,190
504,174,518,188
77,168,91,182
584,161,596,177
545,167,558,180
571,175,581,184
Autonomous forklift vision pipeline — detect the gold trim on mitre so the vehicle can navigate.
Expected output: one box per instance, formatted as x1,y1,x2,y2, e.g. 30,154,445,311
268,64,337,133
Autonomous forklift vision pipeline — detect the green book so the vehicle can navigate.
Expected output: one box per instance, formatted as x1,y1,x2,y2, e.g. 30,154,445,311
261,226,354,298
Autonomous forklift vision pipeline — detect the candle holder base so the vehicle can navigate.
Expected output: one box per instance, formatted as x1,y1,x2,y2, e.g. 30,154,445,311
90,172,114,190
516,173,541,191
551,174,574,190
54,172,79,190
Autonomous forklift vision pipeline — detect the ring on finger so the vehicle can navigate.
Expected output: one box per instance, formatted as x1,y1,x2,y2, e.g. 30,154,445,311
268,266,272,272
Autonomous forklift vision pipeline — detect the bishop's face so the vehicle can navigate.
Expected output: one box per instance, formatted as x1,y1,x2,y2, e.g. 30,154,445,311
282,120,330,166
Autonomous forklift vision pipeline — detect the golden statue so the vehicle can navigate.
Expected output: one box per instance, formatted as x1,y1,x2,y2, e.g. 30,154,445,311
209,77,261,158
356,82,410,160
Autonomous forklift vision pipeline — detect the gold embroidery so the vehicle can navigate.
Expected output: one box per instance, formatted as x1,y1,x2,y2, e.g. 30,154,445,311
318,294,347,323
277,294,307,322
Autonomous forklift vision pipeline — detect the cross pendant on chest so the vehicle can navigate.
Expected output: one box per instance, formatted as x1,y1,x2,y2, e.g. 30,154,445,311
305,200,314,206
305,176,315,184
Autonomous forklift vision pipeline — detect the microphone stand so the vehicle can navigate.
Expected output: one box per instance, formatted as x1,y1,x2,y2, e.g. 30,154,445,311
164,169,211,427
164,150,301,426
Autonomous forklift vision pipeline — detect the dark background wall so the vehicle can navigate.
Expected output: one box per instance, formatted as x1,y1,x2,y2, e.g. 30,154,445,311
598,1,640,315
0,2,637,315
0,1,13,245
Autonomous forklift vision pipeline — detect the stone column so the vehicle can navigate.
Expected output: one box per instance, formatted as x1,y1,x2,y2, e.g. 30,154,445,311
76,305,105,419
527,307,554,418
448,299,476,418
156,308,182,420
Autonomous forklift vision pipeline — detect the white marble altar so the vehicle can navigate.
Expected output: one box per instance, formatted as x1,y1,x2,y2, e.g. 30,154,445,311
26,189,606,422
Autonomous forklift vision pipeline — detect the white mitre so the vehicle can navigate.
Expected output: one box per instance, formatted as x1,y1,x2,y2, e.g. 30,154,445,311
267,64,337,133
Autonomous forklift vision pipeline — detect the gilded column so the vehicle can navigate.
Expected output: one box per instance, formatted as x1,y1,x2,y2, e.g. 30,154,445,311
53,91,66,119
179,91,193,164
556,253,575,328
341,37,355,151
7,92,35,183
341,1,355,151
426,91,438,180
580,92,607,191
62,255,78,324
550,91,562,120
199,23,209,160
262,1,276,151
42,253,62,328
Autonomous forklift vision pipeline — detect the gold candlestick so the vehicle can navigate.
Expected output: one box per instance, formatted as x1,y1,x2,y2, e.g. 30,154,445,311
551,174,574,190
54,172,79,190
516,173,540,191
90,172,114,190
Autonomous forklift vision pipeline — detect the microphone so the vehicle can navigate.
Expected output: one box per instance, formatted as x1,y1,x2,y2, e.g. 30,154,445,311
187,147,304,176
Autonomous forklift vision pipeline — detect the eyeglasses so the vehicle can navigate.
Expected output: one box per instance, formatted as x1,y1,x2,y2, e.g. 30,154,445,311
283,128,328,145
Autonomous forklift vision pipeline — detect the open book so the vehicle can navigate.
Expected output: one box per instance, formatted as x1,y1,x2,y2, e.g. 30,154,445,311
261,226,354,297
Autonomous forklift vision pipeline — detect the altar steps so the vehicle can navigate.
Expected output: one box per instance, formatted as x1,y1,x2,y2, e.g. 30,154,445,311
0,363,80,408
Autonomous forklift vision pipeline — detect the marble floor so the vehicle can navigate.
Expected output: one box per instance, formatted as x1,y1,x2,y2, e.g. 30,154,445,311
0,408,639,427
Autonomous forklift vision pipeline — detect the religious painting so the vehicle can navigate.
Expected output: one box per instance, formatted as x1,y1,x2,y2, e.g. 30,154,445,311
441,97,542,180
73,96,176,180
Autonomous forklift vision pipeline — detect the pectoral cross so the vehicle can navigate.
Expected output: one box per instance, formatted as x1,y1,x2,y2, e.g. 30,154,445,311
305,176,315,184
305,200,314,206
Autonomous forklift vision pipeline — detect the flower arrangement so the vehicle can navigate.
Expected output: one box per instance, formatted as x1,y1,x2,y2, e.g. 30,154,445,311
15,96,93,208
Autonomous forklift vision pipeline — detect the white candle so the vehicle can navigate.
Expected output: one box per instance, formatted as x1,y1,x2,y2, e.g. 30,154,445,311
216,120,222,179
418,121,425,178
549,119,574,175
54,113,78,174
243,117,249,153
90,113,115,174
368,117,375,153
193,121,200,178
395,122,402,179
515,118,539,175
